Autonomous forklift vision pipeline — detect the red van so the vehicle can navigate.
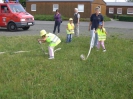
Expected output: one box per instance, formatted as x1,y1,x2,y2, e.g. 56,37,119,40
0,0,34,31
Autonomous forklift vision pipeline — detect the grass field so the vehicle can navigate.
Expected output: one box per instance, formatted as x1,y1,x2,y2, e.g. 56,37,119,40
0,35,133,99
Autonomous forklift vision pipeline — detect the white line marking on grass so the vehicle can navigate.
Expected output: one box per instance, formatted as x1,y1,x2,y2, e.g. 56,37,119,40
54,48,61,52
14,51,30,54
0,52,6,54
0,48,61,55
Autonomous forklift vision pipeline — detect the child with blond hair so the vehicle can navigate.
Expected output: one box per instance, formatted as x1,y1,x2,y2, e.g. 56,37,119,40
95,22,107,52
66,18,74,43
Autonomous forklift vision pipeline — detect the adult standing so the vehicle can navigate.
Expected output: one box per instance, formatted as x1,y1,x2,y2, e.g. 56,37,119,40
88,7,104,48
53,9,62,34
73,8,80,37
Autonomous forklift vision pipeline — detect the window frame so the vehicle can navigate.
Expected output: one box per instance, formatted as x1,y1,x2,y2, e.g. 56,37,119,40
78,4,84,12
109,8,114,14
53,4,59,12
127,8,133,14
117,8,122,14
31,4,36,11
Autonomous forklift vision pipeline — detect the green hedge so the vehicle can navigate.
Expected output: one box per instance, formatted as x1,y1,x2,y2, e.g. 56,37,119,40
119,15,133,22
113,14,133,21
114,14,119,19
79,16,111,22
34,15,54,21
104,16,111,21
34,15,68,21
34,15,111,22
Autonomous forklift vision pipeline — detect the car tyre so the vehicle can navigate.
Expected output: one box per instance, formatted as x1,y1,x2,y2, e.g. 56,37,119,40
7,22,17,32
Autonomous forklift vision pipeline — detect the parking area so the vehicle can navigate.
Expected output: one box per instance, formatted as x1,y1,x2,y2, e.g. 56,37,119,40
0,20,133,39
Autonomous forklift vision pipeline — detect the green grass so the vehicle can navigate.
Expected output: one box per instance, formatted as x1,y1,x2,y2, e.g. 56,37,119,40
0,35,133,99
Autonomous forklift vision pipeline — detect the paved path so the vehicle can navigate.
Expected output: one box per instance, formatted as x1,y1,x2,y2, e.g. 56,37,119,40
35,20,133,29
104,21,133,29
0,20,133,38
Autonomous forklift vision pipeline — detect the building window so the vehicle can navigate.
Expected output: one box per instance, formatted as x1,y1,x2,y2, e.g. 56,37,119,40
31,4,36,11
127,8,133,14
53,4,59,12
117,8,122,14
78,4,84,12
109,8,114,14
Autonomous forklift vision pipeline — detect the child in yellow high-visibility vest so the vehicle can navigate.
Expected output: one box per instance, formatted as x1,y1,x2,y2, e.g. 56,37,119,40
38,30,61,59
95,22,107,52
66,18,74,43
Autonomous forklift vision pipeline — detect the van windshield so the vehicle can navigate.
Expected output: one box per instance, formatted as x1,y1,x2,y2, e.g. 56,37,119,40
9,4,26,13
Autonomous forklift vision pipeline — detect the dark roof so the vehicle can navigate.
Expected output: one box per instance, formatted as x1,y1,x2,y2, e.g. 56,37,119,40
106,2,133,6
27,0,94,2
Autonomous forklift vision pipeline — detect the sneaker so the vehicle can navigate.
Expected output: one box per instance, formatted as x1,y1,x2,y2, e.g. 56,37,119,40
48,57,54,59
103,49,106,52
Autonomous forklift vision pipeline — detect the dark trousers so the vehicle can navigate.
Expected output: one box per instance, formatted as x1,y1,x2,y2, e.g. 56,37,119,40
53,21,61,33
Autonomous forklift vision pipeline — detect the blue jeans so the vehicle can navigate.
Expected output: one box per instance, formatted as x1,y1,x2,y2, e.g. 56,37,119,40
53,21,61,33
66,34,72,43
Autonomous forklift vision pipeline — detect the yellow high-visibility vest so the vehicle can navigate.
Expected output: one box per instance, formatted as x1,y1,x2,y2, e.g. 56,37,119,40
96,28,106,41
66,23,74,34
46,33,60,43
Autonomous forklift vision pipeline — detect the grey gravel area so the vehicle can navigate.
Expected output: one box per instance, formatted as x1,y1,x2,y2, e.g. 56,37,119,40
0,20,133,39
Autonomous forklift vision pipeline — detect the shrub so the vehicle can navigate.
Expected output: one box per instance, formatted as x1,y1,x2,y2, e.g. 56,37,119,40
104,16,111,21
34,15,111,22
62,16,68,20
34,15,68,21
34,15,54,21
119,15,133,22
80,18,89,21
114,14,119,19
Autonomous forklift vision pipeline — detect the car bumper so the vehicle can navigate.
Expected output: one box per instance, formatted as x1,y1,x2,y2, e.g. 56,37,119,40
15,22,35,28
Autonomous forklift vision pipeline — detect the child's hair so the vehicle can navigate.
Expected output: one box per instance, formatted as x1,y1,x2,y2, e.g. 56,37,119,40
102,27,105,33
42,34,46,37
99,25,105,33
